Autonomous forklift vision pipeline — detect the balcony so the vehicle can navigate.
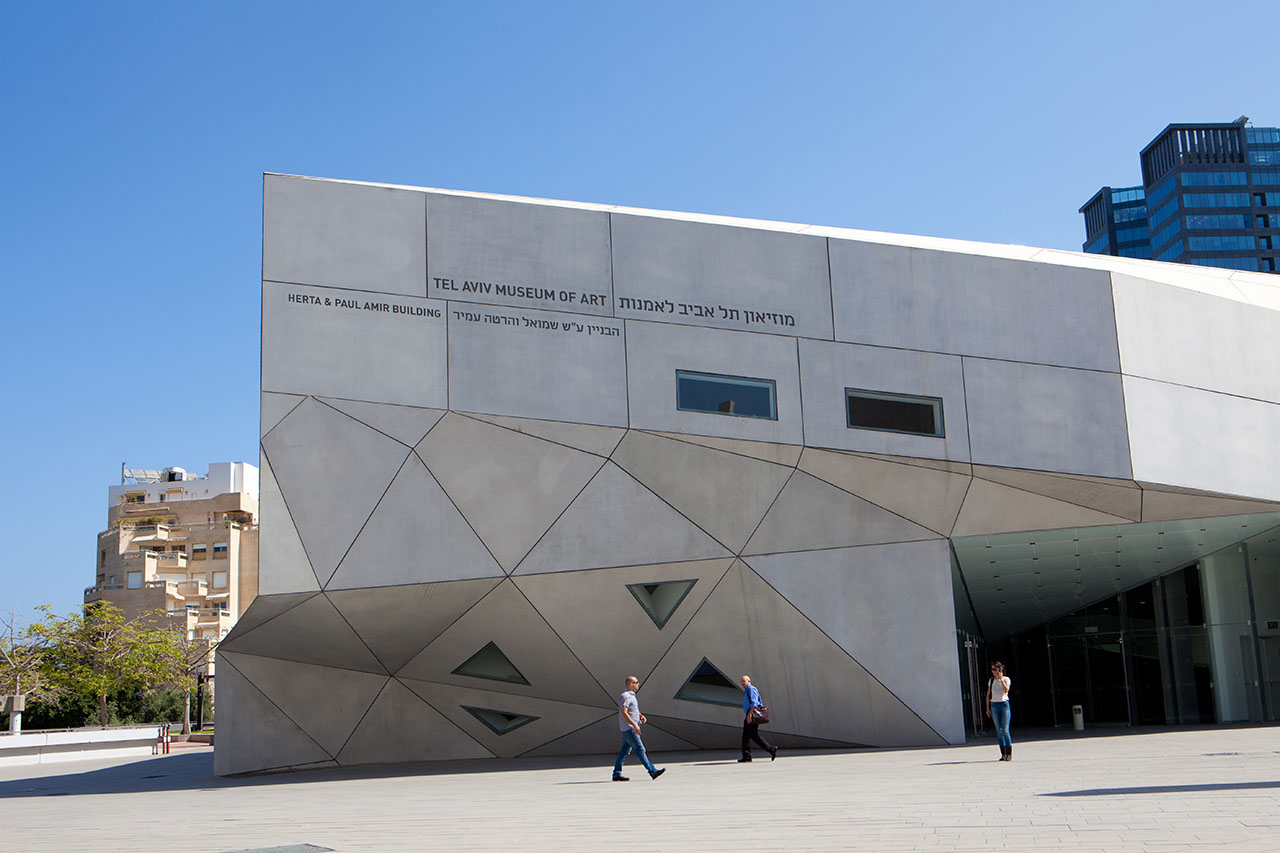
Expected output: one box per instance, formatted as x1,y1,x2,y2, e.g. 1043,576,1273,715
174,578,208,598
120,549,188,571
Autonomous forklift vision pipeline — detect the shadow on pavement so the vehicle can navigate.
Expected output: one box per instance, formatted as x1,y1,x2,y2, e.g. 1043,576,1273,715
0,747,821,798
1043,780,1280,797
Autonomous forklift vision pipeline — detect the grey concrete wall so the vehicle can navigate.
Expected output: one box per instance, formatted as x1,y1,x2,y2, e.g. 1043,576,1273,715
264,175,426,295
238,175,1280,776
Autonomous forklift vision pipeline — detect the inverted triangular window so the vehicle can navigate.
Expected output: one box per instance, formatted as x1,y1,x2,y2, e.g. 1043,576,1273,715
451,641,529,685
674,657,741,707
626,579,697,629
462,705,539,736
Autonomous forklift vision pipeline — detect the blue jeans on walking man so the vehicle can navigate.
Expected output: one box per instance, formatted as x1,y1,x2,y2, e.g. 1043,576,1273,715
614,729,657,777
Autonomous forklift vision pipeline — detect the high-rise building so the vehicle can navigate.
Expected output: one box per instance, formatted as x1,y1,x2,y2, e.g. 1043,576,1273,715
86,462,259,643
1081,118,1280,273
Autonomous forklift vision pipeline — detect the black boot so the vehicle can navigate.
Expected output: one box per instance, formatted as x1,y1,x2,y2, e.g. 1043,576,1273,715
1006,745,1012,761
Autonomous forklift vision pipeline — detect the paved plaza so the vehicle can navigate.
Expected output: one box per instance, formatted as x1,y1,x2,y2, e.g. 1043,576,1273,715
1,726,1278,851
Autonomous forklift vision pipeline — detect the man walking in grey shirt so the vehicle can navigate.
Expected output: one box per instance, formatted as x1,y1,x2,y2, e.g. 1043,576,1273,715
612,675,666,781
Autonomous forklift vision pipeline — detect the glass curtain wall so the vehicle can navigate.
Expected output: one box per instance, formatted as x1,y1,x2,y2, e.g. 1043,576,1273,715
988,524,1280,727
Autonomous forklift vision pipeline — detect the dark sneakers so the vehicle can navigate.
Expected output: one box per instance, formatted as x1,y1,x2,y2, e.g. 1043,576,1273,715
650,768,666,780
770,747,778,761
737,757,752,763
612,774,629,781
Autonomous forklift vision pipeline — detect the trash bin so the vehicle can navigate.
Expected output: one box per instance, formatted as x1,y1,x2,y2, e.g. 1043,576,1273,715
1072,704,1084,731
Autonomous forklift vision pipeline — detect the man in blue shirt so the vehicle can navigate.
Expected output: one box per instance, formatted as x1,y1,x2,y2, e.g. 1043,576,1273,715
739,675,777,762
613,675,666,781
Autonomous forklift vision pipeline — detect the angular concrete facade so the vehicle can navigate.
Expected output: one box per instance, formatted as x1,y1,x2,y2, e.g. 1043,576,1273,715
217,175,1280,775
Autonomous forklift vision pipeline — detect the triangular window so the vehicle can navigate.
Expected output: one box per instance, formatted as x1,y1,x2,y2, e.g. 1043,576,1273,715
462,705,539,736
674,657,741,707
626,579,697,629
451,641,529,685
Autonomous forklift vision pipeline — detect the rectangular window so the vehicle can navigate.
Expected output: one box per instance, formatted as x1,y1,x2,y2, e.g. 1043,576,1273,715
675,371,777,420
1180,171,1248,187
1155,240,1184,262
192,544,207,560
1152,219,1181,249
1187,235,1255,252
1185,214,1247,229
1146,175,1176,208
845,389,944,437
1148,198,1178,228
126,572,143,590
212,571,228,589
212,543,229,558
1182,192,1251,208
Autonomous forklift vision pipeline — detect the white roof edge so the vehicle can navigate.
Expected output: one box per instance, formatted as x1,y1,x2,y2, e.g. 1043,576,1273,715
263,173,1280,306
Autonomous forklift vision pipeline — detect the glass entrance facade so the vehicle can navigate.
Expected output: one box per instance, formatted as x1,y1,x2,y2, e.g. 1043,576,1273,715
960,519,1280,730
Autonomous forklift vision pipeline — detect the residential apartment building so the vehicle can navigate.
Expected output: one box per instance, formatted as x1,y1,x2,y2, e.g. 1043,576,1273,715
1081,117,1280,273
86,462,259,644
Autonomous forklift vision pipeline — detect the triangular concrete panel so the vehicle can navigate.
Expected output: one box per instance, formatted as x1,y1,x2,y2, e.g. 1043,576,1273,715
515,462,732,575
320,397,446,447
257,455,319,595
397,580,614,707
522,715,697,758
218,651,388,757
399,678,615,759
643,715,859,750
645,430,803,467
326,578,501,674
217,592,386,674
262,398,410,587
799,448,971,536
973,464,1140,521
513,558,734,689
639,562,945,747
612,431,793,552
742,471,939,556
261,391,304,438
1139,485,1280,522
745,539,962,742
335,678,493,766
417,414,607,571
221,591,316,643
326,453,504,589
212,655,334,775
463,412,626,458
953,477,1132,537
833,449,972,476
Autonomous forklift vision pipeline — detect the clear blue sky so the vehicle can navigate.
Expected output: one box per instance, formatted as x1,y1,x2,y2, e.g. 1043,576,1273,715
2,1,1276,619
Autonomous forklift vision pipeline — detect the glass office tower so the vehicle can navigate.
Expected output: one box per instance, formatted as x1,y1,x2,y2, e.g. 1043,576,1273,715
1080,186,1150,259
1081,118,1280,274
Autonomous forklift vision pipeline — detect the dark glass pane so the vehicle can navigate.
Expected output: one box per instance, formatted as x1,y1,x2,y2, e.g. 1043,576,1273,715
846,390,943,437
676,372,776,420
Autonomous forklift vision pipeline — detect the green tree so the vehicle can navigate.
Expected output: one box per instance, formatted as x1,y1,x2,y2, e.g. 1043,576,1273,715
1,607,61,732
36,601,188,728
172,632,217,734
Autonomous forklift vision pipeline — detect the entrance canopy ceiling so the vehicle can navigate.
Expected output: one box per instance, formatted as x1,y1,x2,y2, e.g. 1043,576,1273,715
953,512,1280,641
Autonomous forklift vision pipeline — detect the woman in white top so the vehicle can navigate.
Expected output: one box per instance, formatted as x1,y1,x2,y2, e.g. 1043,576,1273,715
985,661,1013,761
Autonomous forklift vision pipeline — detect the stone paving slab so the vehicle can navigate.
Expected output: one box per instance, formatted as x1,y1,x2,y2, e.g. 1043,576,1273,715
0,727,1278,851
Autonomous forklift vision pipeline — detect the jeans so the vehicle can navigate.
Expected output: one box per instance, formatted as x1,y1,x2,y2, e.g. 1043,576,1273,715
614,729,657,776
990,701,1011,748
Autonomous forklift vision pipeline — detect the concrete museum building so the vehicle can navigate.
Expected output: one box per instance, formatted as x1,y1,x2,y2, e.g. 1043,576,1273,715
216,175,1280,775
